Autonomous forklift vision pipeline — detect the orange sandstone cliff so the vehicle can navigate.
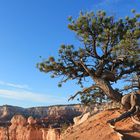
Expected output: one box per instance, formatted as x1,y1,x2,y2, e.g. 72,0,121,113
62,109,140,140
0,115,61,140
1,104,140,140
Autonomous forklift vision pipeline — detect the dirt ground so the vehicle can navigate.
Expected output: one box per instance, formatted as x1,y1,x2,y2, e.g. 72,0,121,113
62,109,140,140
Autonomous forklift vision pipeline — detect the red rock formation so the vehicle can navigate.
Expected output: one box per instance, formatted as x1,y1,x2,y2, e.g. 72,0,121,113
0,115,61,140
27,116,37,125
62,109,140,140
42,128,61,140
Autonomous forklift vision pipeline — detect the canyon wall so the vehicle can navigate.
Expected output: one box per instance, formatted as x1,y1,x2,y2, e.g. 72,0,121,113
0,115,61,140
0,104,84,121
0,103,121,140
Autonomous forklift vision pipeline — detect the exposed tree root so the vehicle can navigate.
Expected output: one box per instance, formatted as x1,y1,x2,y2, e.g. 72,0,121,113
131,116,140,125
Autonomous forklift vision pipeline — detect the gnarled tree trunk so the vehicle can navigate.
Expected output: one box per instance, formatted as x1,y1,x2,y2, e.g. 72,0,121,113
93,77,122,102
79,60,122,102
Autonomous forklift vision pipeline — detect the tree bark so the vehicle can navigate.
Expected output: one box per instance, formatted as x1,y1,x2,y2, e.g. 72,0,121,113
93,77,122,102
79,59,122,102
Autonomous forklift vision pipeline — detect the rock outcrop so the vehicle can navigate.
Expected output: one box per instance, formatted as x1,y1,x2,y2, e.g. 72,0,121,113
73,112,90,126
27,116,36,125
62,109,140,140
0,115,61,140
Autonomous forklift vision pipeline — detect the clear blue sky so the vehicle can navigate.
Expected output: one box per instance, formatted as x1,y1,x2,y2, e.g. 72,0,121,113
0,0,139,107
